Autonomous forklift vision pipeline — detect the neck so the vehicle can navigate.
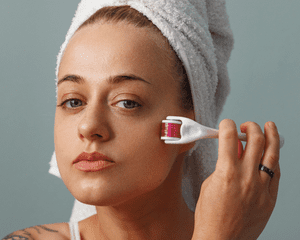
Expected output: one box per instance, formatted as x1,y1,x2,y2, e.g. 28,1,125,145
88,153,195,240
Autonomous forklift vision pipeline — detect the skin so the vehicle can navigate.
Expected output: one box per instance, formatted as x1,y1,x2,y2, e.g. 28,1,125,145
193,120,281,240
54,22,195,240
4,21,281,240
2,224,67,240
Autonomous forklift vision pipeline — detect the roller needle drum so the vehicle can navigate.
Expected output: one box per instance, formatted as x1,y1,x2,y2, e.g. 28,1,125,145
161,116,285,149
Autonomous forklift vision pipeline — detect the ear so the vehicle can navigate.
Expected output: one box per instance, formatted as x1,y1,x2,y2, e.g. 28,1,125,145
178,110,196,154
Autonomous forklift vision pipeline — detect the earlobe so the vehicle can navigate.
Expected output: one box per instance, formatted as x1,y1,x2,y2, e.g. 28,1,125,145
178,141,196,154
188,110,195,121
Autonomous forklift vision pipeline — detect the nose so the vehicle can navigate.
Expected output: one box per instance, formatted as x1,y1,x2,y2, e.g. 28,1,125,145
77,103,110,143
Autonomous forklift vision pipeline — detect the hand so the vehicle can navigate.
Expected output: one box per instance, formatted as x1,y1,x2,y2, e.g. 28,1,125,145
192,119,281,240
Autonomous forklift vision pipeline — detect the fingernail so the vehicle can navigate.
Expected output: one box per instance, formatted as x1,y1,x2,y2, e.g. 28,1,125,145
241,126,247,132
268,121,277,129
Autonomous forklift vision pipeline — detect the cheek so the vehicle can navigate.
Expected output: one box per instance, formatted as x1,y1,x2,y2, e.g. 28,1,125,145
132,140,179,191
118,118,178,159
54,114,77,175
117,121,180,186
54,124,80,194
54,113,76,145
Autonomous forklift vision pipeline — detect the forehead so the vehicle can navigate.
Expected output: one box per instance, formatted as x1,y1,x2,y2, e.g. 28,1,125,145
57,22,180,105
59,22,171,80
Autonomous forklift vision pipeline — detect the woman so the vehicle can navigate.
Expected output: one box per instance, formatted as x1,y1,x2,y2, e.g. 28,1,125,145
3,1,280,239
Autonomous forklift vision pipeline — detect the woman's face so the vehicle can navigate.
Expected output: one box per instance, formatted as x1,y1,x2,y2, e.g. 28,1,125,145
55,22,194,206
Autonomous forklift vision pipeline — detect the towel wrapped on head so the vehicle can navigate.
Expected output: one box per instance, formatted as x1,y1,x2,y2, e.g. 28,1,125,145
49,0,234,222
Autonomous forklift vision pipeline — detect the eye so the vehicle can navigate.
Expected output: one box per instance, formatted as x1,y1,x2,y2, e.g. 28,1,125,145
115,100,141,109
57,99,141,111
57,99,83,109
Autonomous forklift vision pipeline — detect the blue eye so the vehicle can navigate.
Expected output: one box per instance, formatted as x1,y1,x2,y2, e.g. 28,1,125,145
116,100,141,109
57,99,83,109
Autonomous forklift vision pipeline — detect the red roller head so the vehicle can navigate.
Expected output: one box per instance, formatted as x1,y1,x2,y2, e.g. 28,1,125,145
161,119,182,141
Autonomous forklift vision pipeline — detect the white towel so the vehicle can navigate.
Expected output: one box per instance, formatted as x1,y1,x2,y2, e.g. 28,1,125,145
49,0,234,222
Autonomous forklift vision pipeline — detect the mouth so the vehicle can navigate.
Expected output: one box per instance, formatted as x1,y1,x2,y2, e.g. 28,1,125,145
73,151,114,164
74,160,115,172
73,151,115,172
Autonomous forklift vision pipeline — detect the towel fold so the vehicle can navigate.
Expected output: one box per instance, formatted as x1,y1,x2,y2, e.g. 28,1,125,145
49,0,234,221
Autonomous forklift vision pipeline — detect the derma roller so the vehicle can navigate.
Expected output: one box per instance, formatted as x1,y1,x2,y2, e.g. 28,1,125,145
161,116,285,148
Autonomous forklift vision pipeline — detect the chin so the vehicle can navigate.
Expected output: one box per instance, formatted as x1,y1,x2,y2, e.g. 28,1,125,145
68,182,145,208
61,168,167,208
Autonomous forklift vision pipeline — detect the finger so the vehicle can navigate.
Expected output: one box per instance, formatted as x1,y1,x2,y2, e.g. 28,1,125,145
240,122,265,173
217,119,239,169
260,121,280,184
238,139,243,160
269,163,281,200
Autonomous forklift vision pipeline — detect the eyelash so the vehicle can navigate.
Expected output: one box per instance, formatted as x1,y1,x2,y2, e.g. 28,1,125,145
56,98,142,111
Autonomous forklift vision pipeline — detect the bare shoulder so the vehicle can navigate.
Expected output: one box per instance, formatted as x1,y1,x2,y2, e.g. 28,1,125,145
2,222,70,240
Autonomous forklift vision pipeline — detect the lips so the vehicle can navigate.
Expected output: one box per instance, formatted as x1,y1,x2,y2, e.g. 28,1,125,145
73,151,114,164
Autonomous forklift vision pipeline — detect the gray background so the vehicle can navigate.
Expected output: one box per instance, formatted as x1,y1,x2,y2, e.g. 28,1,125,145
0,0,298,238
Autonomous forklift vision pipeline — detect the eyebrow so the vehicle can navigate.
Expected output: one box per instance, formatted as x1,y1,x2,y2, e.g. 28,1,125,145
57,74,151,86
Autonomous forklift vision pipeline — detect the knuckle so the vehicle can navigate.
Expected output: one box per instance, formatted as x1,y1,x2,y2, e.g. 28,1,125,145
275,164,281,179
219,119,237,138
274,162,281,174
248,121,263,132
250,121,260,128
223,171,236,186
223,128,237,140
217,163,236,182
253,133,265,146
220,119,237,128
268,153,279,165
272,166,281,182
277,169,281,180
245,121,259,127
268,121,278,130
219,119,238,140
270,127,280,138
242,121,263,133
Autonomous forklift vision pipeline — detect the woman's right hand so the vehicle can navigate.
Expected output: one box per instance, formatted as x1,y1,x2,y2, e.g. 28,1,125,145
192,119,281,240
